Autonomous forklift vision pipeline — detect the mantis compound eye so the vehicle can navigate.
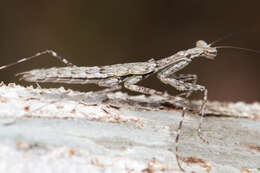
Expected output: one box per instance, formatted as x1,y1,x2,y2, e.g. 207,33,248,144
196,40,209,48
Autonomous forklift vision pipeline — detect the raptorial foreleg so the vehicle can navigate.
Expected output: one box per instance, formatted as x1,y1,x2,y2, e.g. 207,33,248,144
158,67,208,143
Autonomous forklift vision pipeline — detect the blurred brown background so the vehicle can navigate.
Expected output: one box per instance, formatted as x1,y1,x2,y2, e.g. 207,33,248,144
0,0,259,102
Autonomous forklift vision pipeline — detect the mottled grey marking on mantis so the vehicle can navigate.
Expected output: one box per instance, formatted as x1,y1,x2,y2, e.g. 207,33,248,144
0,40,218,171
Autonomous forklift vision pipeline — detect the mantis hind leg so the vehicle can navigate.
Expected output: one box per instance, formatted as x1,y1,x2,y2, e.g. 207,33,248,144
0,50,75,71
